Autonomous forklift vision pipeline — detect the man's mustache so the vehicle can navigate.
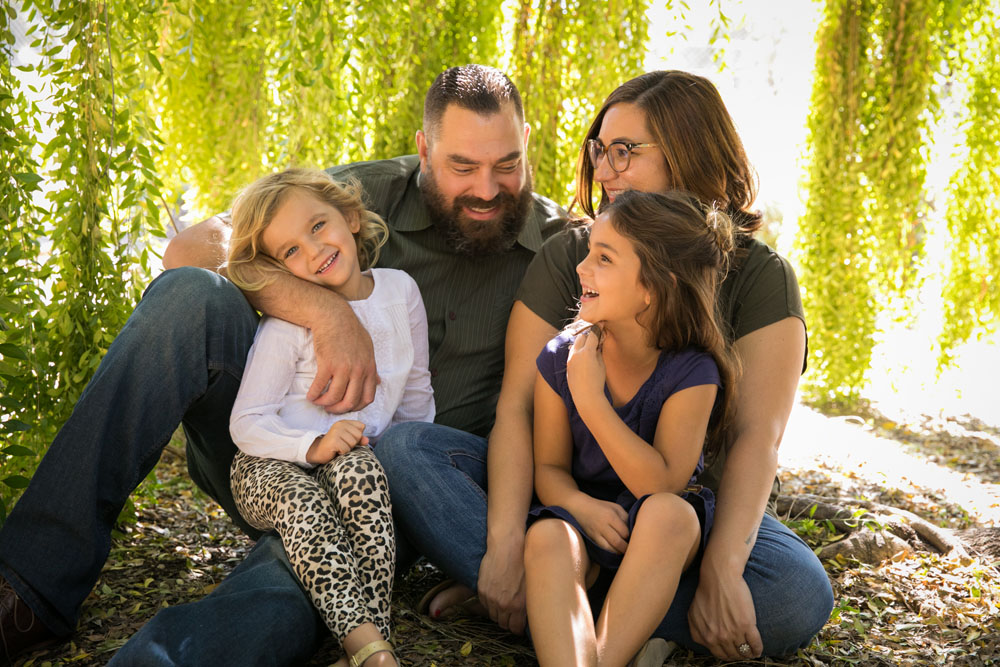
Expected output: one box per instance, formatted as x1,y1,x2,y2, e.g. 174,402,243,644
454,193,511,210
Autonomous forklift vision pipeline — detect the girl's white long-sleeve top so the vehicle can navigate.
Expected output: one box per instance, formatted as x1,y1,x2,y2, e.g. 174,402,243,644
229,268,435,467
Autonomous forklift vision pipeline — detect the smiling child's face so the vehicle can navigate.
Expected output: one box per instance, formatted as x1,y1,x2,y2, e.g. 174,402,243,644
261,188,364,299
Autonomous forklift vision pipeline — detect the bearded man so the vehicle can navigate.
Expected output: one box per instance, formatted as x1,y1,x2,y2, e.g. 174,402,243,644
0,64,566,666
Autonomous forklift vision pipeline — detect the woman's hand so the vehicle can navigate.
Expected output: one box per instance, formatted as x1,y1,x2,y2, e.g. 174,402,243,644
566,326,607,410
572,496,629,554
688,556,763,660
306,420,369,464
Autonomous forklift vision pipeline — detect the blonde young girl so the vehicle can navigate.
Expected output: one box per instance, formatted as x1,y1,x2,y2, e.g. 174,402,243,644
226,168,434,667
523,190,737,666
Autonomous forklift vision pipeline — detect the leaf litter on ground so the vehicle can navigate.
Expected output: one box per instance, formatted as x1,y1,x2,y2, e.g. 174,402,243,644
17,404,1000,666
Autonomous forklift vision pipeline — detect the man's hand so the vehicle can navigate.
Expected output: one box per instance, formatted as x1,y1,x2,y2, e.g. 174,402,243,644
306,420,368,464
573,496,629,554
688,557,763,660
477,537,528,635
308,314,379,414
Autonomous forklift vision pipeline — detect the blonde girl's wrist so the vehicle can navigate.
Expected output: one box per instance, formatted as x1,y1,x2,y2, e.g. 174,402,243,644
305,436,325,464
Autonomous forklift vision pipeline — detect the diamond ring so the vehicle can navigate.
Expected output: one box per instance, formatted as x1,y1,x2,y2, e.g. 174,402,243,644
738,642,752,657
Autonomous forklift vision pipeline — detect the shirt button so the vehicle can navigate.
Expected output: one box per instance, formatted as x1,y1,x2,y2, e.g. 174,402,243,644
448,311,456,321
430,369,438,378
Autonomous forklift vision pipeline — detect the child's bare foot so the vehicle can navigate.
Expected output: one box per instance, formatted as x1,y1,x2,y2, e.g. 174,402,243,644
419,580,485,619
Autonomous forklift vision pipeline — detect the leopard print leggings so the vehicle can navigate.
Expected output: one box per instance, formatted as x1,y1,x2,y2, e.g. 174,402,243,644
230,446,394,641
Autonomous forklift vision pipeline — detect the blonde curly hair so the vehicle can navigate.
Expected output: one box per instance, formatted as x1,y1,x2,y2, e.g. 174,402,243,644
226,168,388,292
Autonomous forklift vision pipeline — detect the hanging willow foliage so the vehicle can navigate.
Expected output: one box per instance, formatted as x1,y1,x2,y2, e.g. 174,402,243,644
154,0,506,216
507,0,650,204
1,4,51,509
796,0,964,404
0,0,167,512
0,0,651,516
939,0,1000,366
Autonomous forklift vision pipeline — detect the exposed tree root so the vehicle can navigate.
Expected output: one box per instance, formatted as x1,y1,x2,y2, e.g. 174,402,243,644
774,494,999,564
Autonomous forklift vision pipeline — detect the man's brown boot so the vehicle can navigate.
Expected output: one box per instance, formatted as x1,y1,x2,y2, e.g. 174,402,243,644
0,576,58,665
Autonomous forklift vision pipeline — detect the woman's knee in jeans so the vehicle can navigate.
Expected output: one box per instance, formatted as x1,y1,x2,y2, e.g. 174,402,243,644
750,516,834,654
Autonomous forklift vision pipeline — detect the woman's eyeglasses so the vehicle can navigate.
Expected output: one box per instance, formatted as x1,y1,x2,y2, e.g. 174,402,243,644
586,138,658,173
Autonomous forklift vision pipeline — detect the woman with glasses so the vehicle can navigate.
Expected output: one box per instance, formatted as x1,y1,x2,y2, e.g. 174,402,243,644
512,70,834,663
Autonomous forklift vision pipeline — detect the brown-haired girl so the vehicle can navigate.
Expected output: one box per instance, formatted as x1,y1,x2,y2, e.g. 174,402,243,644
524,190,737,665
226,168,434,666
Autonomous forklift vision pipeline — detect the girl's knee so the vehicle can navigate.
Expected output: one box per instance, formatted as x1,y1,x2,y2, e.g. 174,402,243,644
525,519,578,561
323,448,390,498
636,493,699,541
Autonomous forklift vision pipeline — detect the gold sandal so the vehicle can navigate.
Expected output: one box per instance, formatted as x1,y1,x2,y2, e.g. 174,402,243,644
349,639,395,667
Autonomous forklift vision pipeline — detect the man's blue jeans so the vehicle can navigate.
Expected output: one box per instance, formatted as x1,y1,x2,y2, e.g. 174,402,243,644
0,268,264,637
374,422,835,657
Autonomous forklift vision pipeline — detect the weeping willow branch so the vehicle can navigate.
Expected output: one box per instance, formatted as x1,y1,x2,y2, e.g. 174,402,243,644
938,0,1000,366
796,0,979,405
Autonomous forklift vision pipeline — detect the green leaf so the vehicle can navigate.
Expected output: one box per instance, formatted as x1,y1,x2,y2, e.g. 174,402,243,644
1,445,35,457
12,172,43,185
0,344,28,361
0,296,22,315
1,420,31,432
147,52,163,73
2,475,30,489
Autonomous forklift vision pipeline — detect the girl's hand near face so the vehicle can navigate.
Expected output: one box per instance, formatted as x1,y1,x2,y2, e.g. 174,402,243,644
306,419,368,464
570,495,629,554
566,326,607,413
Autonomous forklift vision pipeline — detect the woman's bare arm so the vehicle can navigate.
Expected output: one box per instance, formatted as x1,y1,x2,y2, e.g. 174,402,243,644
687,316,806,660
477,302,558,634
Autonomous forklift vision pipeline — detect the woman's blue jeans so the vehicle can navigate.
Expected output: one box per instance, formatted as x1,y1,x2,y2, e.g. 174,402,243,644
375,422,835,657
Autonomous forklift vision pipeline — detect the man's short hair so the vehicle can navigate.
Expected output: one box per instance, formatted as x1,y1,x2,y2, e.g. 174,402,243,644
423,64,524,139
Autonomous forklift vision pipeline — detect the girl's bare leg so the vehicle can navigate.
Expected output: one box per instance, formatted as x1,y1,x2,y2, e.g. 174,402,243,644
596,494,700,666
525,518,598,667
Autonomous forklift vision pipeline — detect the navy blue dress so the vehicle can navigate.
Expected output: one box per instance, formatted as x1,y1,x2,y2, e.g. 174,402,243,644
528,331,719,570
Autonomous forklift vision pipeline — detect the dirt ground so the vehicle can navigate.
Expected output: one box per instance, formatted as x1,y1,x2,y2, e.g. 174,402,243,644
15,401,1000,666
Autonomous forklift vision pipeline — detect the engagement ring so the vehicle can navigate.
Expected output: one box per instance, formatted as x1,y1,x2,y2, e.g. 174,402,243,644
738,642,752,657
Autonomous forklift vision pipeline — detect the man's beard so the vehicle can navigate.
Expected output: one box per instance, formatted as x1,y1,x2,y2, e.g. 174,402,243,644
420,167,533,257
